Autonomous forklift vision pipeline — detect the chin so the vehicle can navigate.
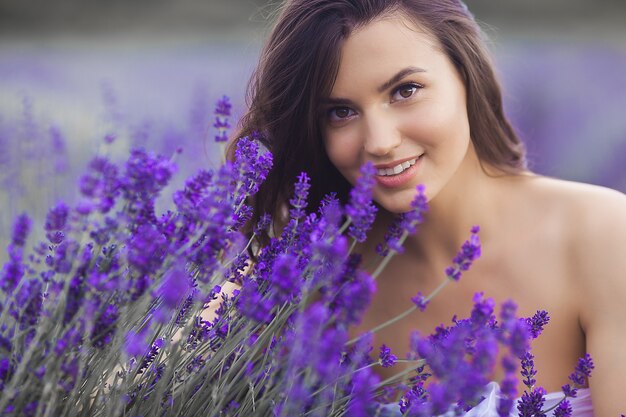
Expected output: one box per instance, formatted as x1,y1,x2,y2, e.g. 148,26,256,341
374,191,419,214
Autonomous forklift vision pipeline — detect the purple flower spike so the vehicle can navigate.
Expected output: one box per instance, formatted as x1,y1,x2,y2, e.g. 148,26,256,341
268,253,300,305
289,172,311,220
411,291,429,311
497,371,518,417
346,367,379,417
520,352,537,389
553,400,572,417
158,264,191,310
400,184,429,235
125,330,149,358
445,226,481,281
234,136,273,199
470,292,495,327
45,202,70,232
379,344,398,368
378,185,428,256
526,310,550,339
1,260,24,294
517,387,547,417
253,214,272,236
346,162,378,242
561,383,578,398
78,156,121,213
568,353,593,387
11,213,31,247
214,95,232,117
213,95,232,143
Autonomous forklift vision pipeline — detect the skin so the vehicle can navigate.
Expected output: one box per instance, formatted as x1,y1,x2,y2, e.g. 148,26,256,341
322,12,626,414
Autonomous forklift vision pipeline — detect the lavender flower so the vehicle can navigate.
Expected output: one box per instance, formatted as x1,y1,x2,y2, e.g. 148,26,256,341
213,95,232,143
78,156,121,214
517,387,547,417
520,352,537,389
44,202,69,243
91,302,119,348
568,353,594,386
49,125,69,174
289,172,311,221
377,185,428,256
470,292,495,327
553,400,572,417
11,213,31,248
400,184,428,235
445,225,481,281
345,162,378,242
138,338,165,374
125,330,149,358
127,224,167,277
268,253,300,305
253,213,272,236
121,148,176,202
1,214,33,293
527,310,550,339
498,300,531,358
1,248,25,294
15,279,43,330
376,218,404,256
346,367,379,417
157,263,191,311
173,169,213,213
237,281,273,323
411,291,429,311
233,135,273,199
379,344,397,368
561,383,578,398
497,371,518,417
328,256,376,326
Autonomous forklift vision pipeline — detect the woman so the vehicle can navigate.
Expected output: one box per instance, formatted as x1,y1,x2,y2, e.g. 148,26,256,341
228,0,626,414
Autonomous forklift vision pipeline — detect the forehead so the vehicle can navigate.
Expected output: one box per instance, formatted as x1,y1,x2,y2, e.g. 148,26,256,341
351,12,439,49
331,13,446,94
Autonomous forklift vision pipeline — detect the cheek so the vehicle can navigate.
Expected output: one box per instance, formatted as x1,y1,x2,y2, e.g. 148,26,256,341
323,131,362,170
402,101,470,150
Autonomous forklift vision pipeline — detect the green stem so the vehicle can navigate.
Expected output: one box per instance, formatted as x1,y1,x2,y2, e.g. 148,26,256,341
375,359,426,388
347,277,451,346
371,231,409,279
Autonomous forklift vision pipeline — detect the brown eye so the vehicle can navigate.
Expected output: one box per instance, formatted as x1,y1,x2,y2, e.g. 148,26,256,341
328,106,355,122
334,107,350,118
391,83,421,102
399,85,415,98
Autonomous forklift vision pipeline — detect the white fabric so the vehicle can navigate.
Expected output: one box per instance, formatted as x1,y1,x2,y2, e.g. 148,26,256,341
461,382,593,417
377,383,593,416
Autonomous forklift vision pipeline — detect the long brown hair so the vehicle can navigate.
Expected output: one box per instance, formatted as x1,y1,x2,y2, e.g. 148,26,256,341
230,0,526,239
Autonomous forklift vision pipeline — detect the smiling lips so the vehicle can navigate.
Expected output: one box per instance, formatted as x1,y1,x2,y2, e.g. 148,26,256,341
376,158,418,176
374,155,423,188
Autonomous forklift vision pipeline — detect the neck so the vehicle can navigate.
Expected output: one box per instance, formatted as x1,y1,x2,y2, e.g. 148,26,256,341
401,147,503,264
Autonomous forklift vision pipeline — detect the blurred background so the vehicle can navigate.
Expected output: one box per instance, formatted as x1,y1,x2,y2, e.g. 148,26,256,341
1,0,626,254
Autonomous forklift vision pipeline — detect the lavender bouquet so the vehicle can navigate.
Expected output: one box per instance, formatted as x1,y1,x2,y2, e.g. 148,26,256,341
0,98,592,417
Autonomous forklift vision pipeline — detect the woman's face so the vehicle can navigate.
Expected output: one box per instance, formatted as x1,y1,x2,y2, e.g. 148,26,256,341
321,14,472,213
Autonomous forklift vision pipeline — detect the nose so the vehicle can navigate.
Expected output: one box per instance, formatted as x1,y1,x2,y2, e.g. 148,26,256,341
362,111,401,156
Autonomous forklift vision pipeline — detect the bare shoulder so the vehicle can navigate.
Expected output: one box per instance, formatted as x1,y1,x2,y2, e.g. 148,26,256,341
523,179,626,413
514,175,626,284
521,175,626,232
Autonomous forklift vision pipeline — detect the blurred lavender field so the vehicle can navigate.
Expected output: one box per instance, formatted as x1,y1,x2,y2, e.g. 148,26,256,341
0,35,261,255
1,1,626,258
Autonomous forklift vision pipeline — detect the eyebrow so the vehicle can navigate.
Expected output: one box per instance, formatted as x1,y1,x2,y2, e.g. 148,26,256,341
321,66,427,107
376,66,426,93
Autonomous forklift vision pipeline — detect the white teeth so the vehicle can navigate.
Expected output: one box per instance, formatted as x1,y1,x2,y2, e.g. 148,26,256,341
376,158,418,177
